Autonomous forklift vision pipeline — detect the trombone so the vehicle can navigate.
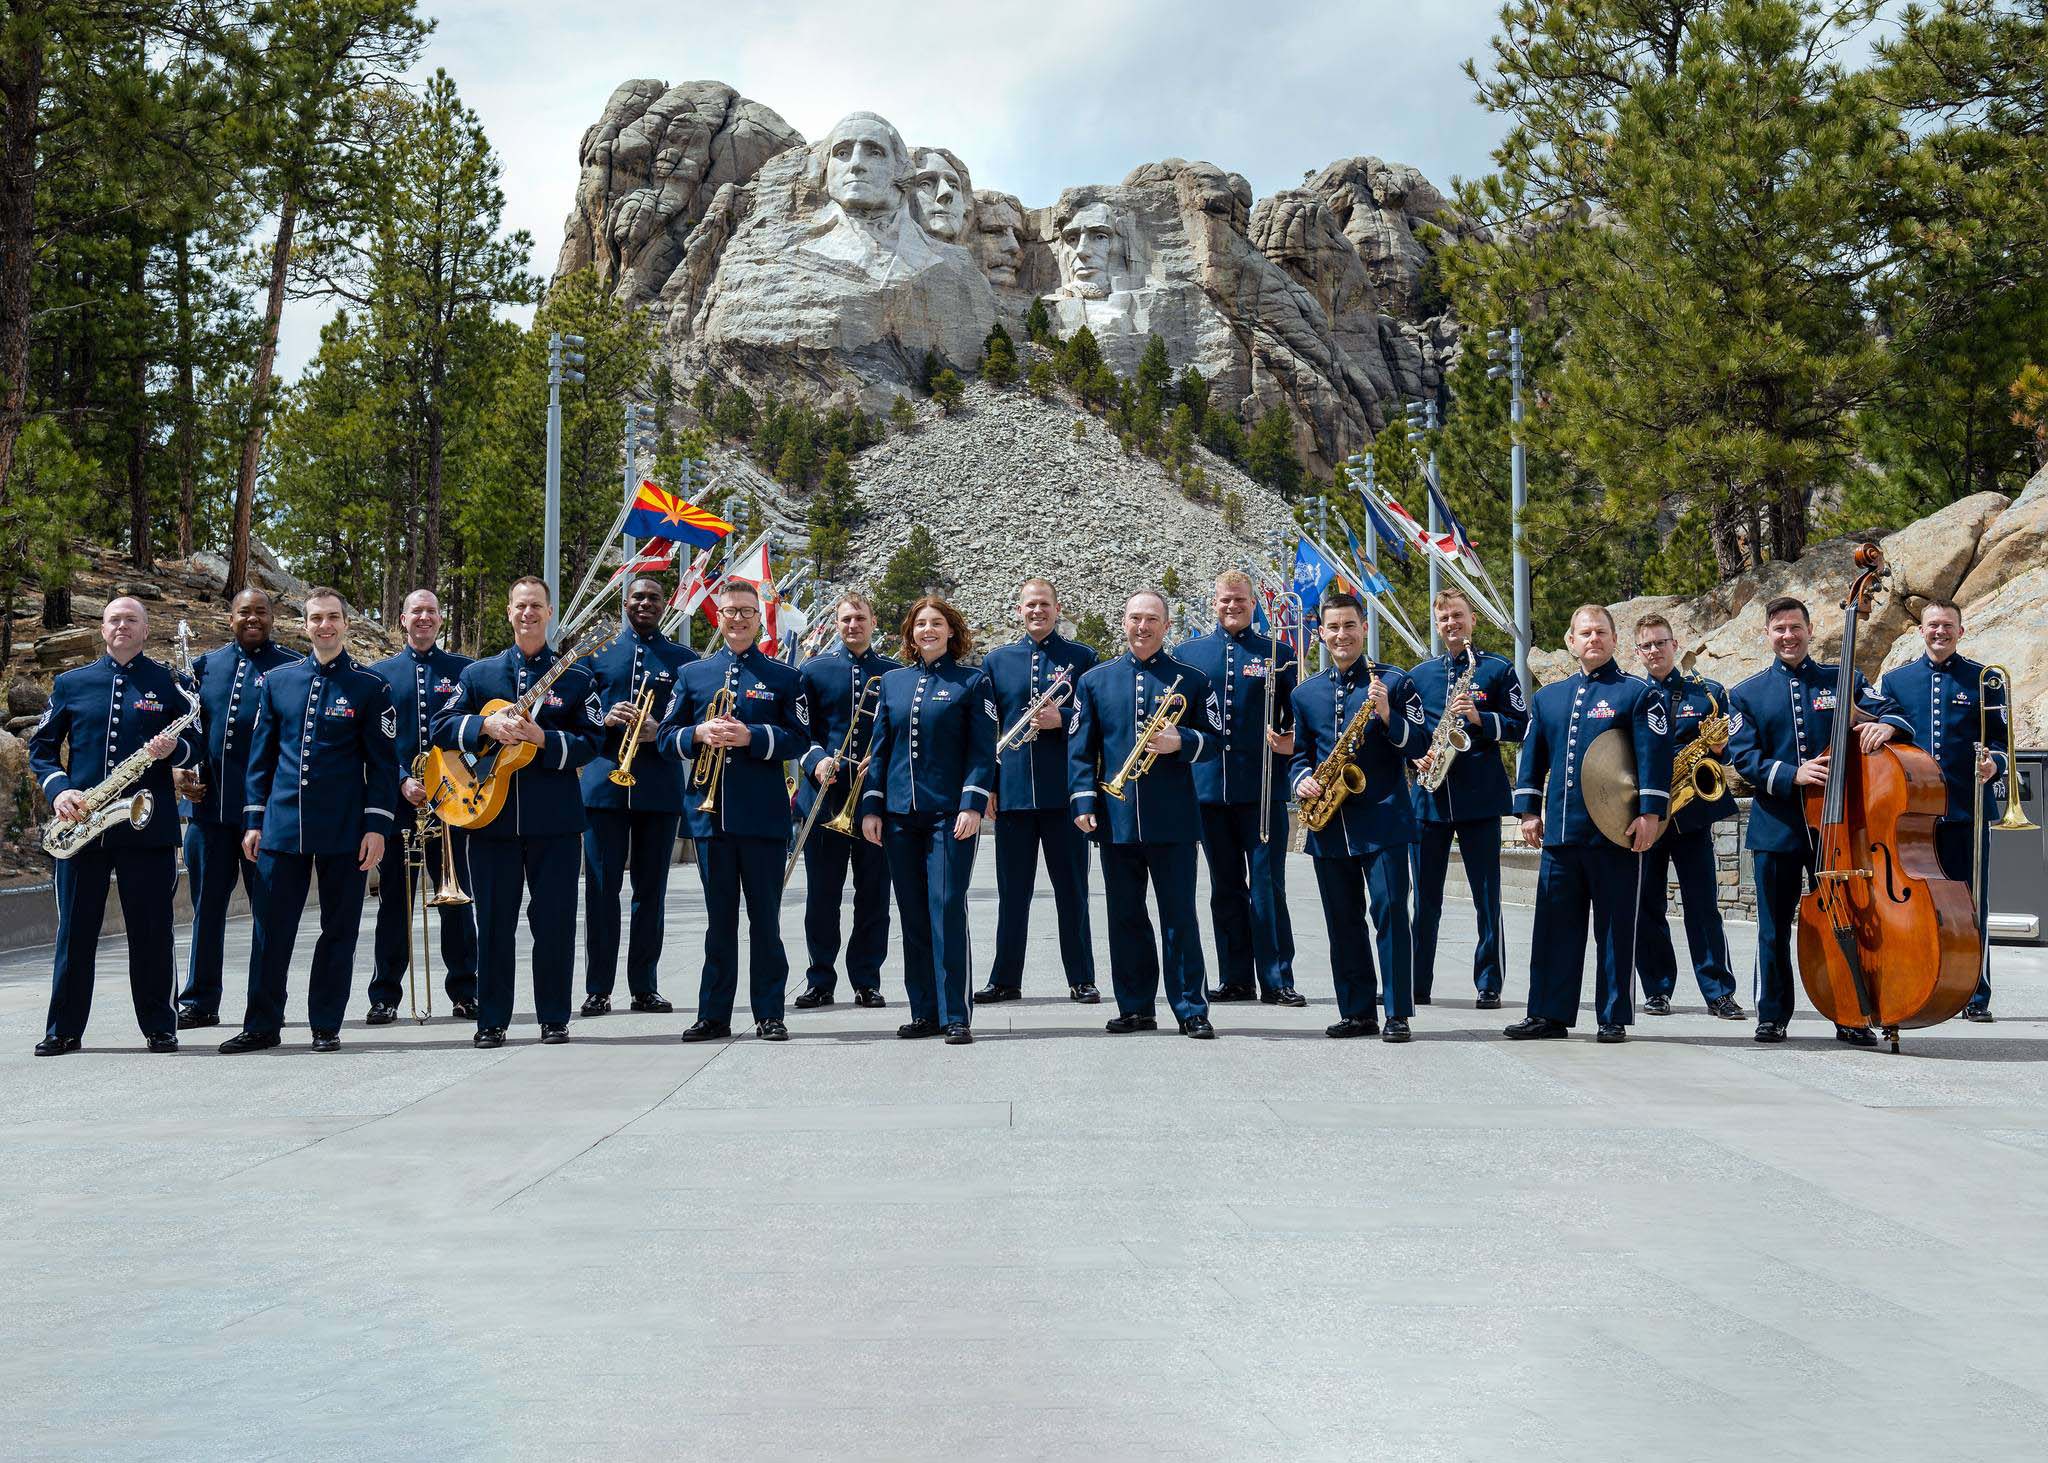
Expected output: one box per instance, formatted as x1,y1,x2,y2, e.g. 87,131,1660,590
607,681,659,788
786,677,882,885
1260,590,1304,845
404,753,471,1023
1102,676,1186,800
1973,664,2038,956
693,685,738,814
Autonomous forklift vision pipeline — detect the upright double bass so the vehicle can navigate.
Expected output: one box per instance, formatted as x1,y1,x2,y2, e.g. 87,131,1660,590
1797,543,1980,1051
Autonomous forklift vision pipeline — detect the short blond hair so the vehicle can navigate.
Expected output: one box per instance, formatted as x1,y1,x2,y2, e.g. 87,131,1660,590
1432,587,1472,613
1570,603,1616,635
1213,570,1255,595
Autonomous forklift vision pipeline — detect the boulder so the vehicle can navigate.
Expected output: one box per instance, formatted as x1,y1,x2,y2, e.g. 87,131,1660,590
33,625,98,670
1957,463,2048,605
7,678,48,717
1879,489,2010,607
1883,562,2048,748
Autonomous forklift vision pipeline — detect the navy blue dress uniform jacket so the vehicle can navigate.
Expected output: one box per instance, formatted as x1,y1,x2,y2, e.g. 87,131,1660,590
1512,659,1674,844
1067,649,1223,845
369,643,471,780
431,645,602,840
30,653,204,848
986,631,1098,812
1879,652,2007,824
1177,625,1298,807
654,644,808,840
242,652,401,857
187,639,301,825
797,644,901,817
580,626,699,814
1407,648,1527,824
1288,659,1424,858
1644,667,1737,838
1724,657,1913,854
861,655,999,818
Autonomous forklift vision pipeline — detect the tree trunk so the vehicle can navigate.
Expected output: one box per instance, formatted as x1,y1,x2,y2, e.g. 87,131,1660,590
127,239,151,572
174,230,196,559
0,29,44,506
228,190,299,597
424,360,444,592
1708,492,1744,579
42,583,69,630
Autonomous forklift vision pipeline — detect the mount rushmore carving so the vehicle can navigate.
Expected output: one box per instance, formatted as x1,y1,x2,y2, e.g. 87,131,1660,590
554,80,1478,475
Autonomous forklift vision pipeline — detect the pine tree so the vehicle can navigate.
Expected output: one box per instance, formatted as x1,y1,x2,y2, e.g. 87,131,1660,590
1243,408,1302,497
807,449,863,577
1024,296,1054,347
1136,333,1172,412
930,369,965,414
889,395,917,433
873,524,956,632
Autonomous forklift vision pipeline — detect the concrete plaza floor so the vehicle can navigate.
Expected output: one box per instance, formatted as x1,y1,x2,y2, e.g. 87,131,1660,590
4,846,2047,1462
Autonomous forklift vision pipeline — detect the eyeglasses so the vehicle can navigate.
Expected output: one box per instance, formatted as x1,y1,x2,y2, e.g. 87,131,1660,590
719,606,760,620
1636,638,1674,653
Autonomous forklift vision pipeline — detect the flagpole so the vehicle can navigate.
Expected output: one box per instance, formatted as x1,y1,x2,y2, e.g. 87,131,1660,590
1362,453,1381,662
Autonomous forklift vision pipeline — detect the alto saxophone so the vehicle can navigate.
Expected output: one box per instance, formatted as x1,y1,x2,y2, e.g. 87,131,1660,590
1667,683,1732,819
1415,648,1477,793
43,679,202,860
1299,671,1384,832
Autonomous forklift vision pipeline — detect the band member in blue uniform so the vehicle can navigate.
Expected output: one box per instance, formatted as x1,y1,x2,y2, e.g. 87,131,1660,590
657,579,809,1043
1180,570,1301,1005
1506,605,1672,1044
221,589,399,1054
1878,598,2004,1021
1068,590,1224,1038
430,576,601,1049
977,578,1101,1004
1725,595,1914,1046
1630,615,1744,1019
1406,588,1527,1009
861,596,998,1043
29,597,204,1055
366,588,477,1022
1291,591,1424,1042
795,592,898,1009
174,588,299,1028
579,577,698,1017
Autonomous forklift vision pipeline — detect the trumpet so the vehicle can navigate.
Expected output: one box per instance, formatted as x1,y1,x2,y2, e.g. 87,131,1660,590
1102,676,1186,800
787,678,882,884
606,682,659,788
693,685,738,814
996,672,1074,754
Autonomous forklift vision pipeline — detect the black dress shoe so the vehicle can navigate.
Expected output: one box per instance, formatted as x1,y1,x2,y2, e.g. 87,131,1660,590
1381,1017,1412,1044
853,988,886,1008
539,1023,570,1044
755,1019,790,1042
1709,996,1746,1020
364,1004,398,1026
34,1035,81,1056
973,984,1021,1005
679,1019,732,1043
1105,1012,1159,1034
219,1030,281,1054
579,995,612,1017
1596,1023,1627,1044
897,1018,942,1039
1262,988,1309,1008
1641,995,1672,1016
1179,1015,1217,1039
630,993,673,1014
943,1023,974,1045
310,1030,341,1052
1503,1016,1568,1040
1964,1005,1995,1024
450,999,479,1020
145,1032,179,1054
792,987,835,1009
1835,1024,1878,1048
1414,993,1433,1006
1753,1021,1787,1044
1325,1016,1379,1038
1475,992,1503,1010
1069,984,1101,1004
473,1027,507,1049
1207,984,1255,1003
175,1006,219,1030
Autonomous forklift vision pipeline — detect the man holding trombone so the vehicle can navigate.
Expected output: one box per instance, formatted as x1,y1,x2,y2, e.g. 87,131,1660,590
792,592,897,1010
1879,599,2024,1022
579,577,699,1017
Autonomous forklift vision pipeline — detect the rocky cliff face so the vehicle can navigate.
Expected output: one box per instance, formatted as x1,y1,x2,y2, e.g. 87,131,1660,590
555,82,1469,476
1533,463,2048,746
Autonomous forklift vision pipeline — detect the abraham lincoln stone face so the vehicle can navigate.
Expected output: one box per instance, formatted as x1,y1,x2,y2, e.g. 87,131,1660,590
1056,202,1120,299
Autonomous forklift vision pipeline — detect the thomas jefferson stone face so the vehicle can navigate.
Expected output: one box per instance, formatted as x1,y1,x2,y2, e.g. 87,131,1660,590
912,151,968,241
825,117,903,214
1057,202,1119,299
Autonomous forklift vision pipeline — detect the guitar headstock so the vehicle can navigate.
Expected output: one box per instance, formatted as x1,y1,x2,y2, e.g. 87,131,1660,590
562,623,619,663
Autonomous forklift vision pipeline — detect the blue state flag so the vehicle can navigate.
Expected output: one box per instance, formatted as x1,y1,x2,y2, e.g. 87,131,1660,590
1292,538,1339,603
1359,497,1411,563
1341,524,1390,595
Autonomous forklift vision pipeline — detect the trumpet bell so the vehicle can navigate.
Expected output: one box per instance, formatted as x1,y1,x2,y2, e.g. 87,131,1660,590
607,768,636,788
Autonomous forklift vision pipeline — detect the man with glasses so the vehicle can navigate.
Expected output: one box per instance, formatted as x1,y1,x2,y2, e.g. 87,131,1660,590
1630,615,1744,1020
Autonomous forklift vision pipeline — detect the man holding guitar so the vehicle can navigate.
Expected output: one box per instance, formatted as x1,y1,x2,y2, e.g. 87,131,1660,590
428,577,604,1048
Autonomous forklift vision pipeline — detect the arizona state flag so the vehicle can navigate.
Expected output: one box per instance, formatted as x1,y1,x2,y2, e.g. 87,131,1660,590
622,480,732,549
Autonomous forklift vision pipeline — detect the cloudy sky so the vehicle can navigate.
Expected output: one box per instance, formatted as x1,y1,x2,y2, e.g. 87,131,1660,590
275,0,1517,377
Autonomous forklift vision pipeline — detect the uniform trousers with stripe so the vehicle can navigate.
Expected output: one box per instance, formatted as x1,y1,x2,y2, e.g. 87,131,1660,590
1312,847,1414,1020
582,808,681,999
1098,841,1208,1022
1197,801,1296,995
882,814,978,1027
1528,843,1642,1028
179,819,264,1018
988,808,1096,990
1933,820,1993,1009
693,834,788,1026
242,850,366,1037
368,823,477,1011
46,844,177,1042
466,833,580,1031
1635,827,1736,1005
1410,819,1504,1000
803,826,890,994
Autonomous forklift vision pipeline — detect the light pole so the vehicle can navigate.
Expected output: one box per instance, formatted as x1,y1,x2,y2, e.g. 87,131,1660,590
544,332,585,630
621,399,657,574
1405,398,1441,653
1352,451,1382,662
1488,327,1531,696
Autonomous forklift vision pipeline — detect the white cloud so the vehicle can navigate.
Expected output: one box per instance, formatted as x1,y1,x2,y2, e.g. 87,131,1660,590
275,0,1510,378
